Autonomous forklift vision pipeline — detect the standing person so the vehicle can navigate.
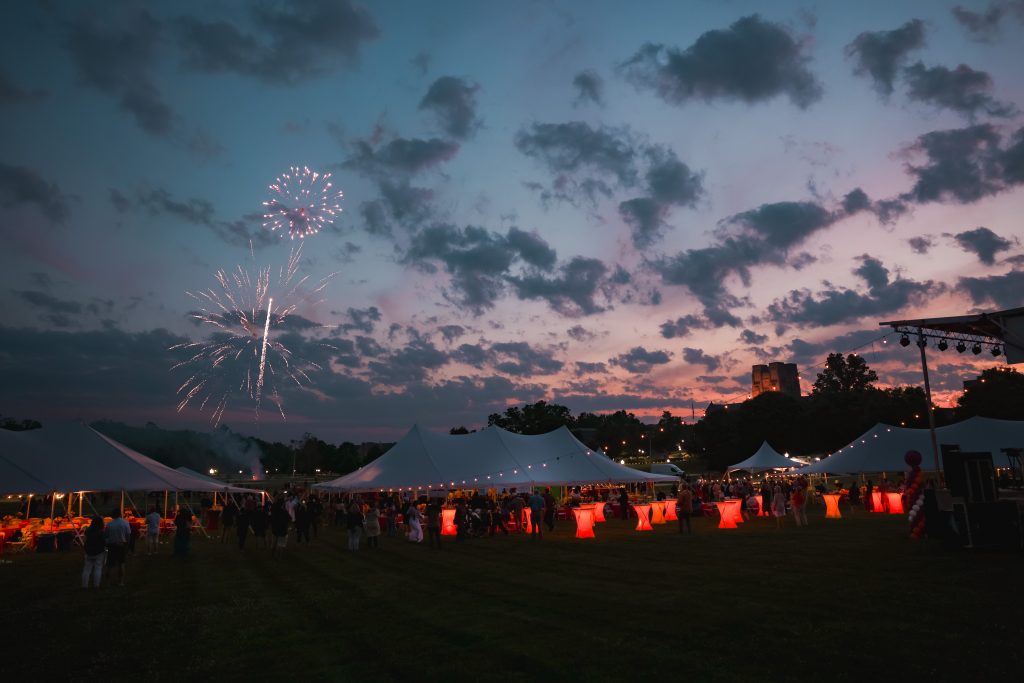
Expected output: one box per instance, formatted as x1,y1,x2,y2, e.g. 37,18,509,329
307,495,322,539
251,500,269,547
220,497,237,543
618,488,630,521
677,483,693,534
81,516,106,589
791,483,808,527
346,498,364,551
527,490,544,538
865,480,874,512
236,504,250,550
406,500,424,543
145,506,161,555
104,509,131,586
270,497,290,557
173,507,192,557
294,500,311,545
511,491,526,532
425,499,442,548
364,506,381,549
542,488,556,532
487,499,508,537
771,485,787,528
848,480,861,511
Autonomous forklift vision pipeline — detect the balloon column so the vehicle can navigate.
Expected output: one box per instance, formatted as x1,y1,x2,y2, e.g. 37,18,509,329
904,450,926,539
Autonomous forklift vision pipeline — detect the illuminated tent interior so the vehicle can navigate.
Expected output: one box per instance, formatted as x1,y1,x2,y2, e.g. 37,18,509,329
0,422,259,495
797,417,1024,474
726,441,802,473
314,424,680,493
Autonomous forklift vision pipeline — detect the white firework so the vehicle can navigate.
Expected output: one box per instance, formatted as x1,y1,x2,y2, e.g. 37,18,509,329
262,165,343,240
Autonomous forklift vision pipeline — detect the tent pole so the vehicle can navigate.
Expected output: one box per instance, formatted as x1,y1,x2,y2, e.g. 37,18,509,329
50,494,56,520
120,490,124,516
163,491,169,519
917,328,944,485
79,492,84,517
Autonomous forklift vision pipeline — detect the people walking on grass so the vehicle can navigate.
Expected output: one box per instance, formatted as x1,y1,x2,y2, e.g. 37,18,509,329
81,516,105,589
364,506,381,549
406,501,423,543
542,488,556,532
220,497,237,543
295,499,311,545
487,500,508,537
307,495,322,539
270,497,289,556
426,500,442,548
236,505,250,550
527,490,544,538
791,482,807,527
174,507,192,557
512,491,526,531
346,498,364,551
771,485,787,528
677,483,693,534
454,500,468,542
104,508,131,586
145,506,161,555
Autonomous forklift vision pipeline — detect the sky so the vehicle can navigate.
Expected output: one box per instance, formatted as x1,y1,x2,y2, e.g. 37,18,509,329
0,0,1022,443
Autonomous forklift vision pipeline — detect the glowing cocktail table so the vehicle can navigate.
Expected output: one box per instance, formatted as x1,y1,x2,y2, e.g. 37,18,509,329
715,500,741,529
572,504,596,539
726,498,744,524
592,502,606,522
633,504,653,531
756,494,768,517
822,493,842,519
441,508,457,536
871,491,884,512
663,499,677,521
522,507,533,532
885,492,904,514
650,501,666,525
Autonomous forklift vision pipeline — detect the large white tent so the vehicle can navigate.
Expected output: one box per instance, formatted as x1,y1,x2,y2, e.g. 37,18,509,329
314,424,680,493
798,417,1024,474
0,422,261,495
727,441,802,473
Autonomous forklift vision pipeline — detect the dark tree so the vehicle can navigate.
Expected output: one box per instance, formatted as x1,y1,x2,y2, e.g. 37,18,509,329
957,367,1024,420
449,426,471,434
487,401,575,434
812,353,878,394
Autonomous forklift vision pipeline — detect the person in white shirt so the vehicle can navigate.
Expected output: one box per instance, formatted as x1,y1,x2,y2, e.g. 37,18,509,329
145,506,161,555
104,509,132,586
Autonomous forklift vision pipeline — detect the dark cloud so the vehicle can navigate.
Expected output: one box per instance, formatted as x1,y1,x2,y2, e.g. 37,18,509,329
845,19,926,96
908,235,934,254
346,137,459,178
419,76,481,139
117,187,275,248
764,255,937,327
958,269,1024,308
572,70,604,107
331,241,362,263
566,325,596,342
175,0,379,84
659,314,712,339
137,188,215,226
903,62,1015,119
354,335,385,358
841,188,871,214
437,325,465,344
0,163,70,223
739,329,768,345
505,227,557,270
618,146,705,248
610,346,672,374
340,306,381,333
412,51,431,76
618,198,667,248
508,256,609,317
0,67,47,105
13,289,83,327
65,9,176,135
491,342,563,375
620,15,822,109
109,188,131,213
366,336,449,385
783,328,890,367
951,3,1024,42
682,347,721,371
575,361,608,375
952,226,1015,264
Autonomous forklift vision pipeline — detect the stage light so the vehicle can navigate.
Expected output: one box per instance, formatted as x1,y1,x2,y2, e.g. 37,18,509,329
972,343,982,355
956,341,967,353
992,345,1001,357
916,336,927,348
937,339,948,351
899,334,910,347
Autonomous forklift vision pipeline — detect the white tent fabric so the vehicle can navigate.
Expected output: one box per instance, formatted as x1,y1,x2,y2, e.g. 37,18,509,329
314,424,680,493
0,422,262,494
727,441,802,473
798,417,1024,474
0,430,52,494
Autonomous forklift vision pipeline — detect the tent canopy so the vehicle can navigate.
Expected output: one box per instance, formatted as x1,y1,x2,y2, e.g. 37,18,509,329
798,417,1024,474
0,422,264,495
727,441,802,473
314,424,680,493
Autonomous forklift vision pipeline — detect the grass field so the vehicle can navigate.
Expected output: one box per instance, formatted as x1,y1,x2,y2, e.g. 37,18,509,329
4,507,1022,682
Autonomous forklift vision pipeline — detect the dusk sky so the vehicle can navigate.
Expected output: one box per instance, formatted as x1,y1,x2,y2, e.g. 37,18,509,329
1,0,1022,443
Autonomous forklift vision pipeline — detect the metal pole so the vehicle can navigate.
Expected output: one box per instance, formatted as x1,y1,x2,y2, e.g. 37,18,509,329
120,490,125,516
917,328,943,485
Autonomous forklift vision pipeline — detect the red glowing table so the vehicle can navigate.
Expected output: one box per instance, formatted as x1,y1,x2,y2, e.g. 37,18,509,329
572,504,596,539
663,499,677,521
441,508,457,536
522,507,533,532
727,498,744,524
871,491,884,512
886,492,904,514
823,493,842,519
715,500,741,529
756,494,769,516
650,501,666,525
592,502,606,522
633,504,653,531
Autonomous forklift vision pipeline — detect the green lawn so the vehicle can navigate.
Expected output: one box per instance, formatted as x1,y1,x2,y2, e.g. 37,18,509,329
4,507,1022,681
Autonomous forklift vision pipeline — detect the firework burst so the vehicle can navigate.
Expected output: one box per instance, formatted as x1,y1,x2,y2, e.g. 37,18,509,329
262,165,343,240
171,245,336,426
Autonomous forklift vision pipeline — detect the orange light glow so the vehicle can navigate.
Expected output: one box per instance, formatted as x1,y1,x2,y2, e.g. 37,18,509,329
716,500,741,529
633,504,653,531
441,507,457,536
886,492,904,514
650,501,666,525
592,501,606,522
664,499,677,521
823,493,842,519
573,504,596,539
871,491,884,512
756,494,768,517
522,507,533,531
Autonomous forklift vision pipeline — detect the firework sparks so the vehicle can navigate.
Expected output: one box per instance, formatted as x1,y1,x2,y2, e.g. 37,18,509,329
171,244,336,426
262,165,343,240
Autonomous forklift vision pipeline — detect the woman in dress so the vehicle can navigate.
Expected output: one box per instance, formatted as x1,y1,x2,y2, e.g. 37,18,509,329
406,501,423,543
771,485,787,528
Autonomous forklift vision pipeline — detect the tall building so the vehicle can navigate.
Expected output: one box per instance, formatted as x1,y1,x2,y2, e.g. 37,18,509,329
751,362,800,398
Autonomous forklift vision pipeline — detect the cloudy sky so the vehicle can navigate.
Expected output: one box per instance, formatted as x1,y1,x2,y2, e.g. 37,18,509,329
1,0,1022,442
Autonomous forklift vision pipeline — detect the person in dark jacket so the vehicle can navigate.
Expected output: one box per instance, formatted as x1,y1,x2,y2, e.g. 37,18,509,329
173,508,192,557
220,497,238,543
236,505,250,550
295,500,311,544
81,516,106,589
346,498,364,551
271,497,290,556
542,488,556,531
618,488,630,521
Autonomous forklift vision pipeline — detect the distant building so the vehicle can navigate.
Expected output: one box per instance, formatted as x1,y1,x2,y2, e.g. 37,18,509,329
751,362,800,398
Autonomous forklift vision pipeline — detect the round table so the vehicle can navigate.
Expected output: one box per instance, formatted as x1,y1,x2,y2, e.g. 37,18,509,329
822,493,842,519
441,507,457,536
649,501,666,525
633,504,653,531
572,504,596,539
591,502,606,522
885,492,904,514
870,491,885,512
663,499,678,521
715,500,742,529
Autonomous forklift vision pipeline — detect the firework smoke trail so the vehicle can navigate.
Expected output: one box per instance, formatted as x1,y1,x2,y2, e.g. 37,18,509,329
263,166,343,240
170,244,337,426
